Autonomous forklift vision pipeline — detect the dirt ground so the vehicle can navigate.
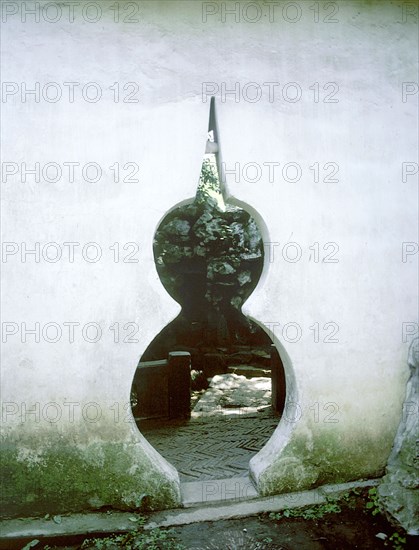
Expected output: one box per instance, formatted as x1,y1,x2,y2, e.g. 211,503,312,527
6,492,417,550
168,510,415,549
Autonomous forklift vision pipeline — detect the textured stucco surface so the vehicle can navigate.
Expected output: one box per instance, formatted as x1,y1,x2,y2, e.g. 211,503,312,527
1,0,418,516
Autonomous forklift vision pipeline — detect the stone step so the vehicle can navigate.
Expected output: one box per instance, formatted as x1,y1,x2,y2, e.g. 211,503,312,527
180,475,258,507
228,365,271,378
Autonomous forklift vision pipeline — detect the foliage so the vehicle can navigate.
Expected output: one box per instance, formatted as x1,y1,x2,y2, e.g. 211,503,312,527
268,497,342,521
79,526,185,550
336,488,362,510
365,487,382,516
267,488,408,550
387,531,406,550
196,158,220,202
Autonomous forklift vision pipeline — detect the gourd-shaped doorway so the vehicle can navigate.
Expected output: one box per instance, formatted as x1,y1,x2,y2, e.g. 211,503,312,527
131,99,286,495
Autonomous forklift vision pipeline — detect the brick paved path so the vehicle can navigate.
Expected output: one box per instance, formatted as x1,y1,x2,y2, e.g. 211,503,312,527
139,408,279,482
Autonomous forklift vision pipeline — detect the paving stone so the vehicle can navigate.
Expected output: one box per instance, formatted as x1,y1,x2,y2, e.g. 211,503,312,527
181,475,258,507
140,408,279,482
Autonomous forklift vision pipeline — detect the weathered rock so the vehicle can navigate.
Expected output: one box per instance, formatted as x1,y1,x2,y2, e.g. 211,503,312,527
153,157,264,330
162,218,190,238
378,337,419,535
207,259,236,279
230,296,243,309
237,270,252,286
161,244,193,263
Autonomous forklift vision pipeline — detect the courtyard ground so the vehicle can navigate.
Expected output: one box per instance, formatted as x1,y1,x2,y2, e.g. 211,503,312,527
4,487,416,550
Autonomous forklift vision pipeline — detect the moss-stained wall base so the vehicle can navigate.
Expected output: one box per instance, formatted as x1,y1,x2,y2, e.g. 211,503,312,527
252,425,389,497
1,435,181,519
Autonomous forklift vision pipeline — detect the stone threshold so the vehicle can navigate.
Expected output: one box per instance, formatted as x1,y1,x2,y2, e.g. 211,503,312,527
0,479,380,544
180,475,259,507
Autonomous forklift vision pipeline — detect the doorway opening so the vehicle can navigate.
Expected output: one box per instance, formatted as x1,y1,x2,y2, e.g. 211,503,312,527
130,100,286,494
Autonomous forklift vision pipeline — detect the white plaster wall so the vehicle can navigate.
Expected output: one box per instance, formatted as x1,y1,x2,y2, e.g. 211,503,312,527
1,0,418,513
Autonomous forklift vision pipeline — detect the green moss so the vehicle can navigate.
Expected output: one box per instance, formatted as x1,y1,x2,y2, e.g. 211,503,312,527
258,427,388,496
1,438,180,518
